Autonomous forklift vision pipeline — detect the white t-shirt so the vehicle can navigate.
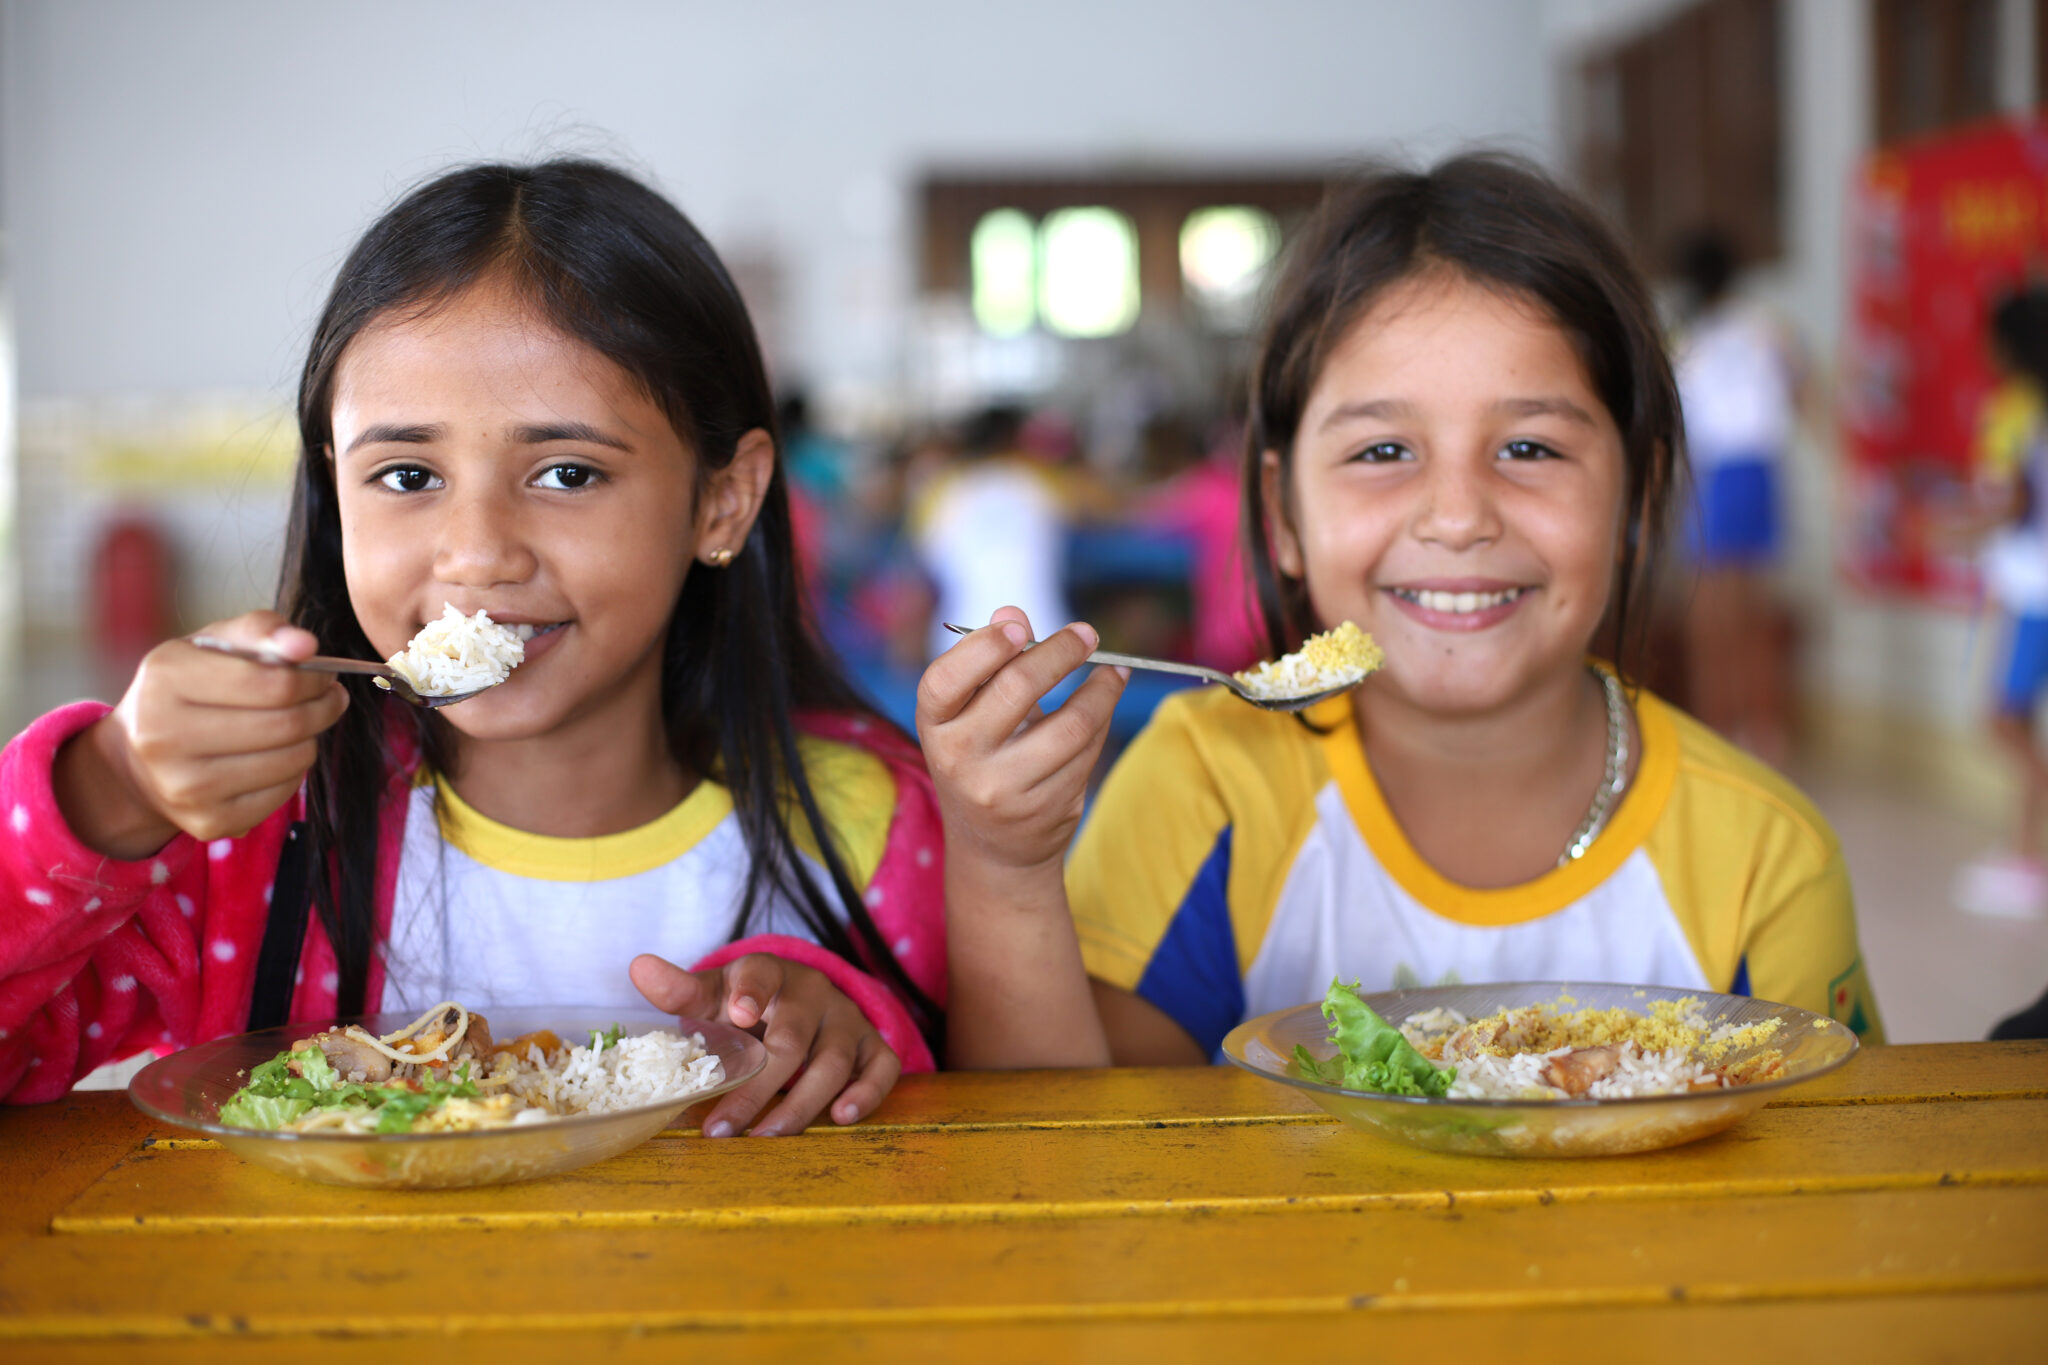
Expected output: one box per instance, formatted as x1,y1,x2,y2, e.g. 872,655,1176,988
915,459,1071,657
379,744,891,1012
1676,305,1797,469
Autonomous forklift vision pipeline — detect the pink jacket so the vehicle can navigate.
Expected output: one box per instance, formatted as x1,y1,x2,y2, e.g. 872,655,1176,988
0,702,946,1103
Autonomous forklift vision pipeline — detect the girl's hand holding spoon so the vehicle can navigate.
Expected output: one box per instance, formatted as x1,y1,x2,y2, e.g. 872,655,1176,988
53,611,350,860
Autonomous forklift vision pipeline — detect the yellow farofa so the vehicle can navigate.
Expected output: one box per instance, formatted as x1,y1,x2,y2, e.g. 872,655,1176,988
1425,997,1787,1084
1233,621,1385,697
1299,621,1382,676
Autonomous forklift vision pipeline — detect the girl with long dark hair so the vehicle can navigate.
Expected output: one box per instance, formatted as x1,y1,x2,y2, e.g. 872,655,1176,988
2,161,943,1134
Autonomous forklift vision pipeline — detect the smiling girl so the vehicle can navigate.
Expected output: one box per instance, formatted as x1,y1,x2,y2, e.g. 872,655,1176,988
923,155,1883,1066
1,161,945,1131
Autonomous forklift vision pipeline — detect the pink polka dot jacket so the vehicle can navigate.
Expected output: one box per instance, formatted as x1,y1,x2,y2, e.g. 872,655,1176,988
0,702,947,1103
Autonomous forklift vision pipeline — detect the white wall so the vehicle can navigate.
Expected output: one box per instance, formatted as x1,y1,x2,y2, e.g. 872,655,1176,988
0,0,1560,729
4,0,2005,789
1,0,1557,414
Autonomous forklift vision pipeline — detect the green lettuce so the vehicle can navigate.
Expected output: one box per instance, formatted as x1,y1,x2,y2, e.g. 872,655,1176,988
1293,978,1455,1097
218,1047,480,1133
217,1090,313,1130
368,1062,480,1133
294,1046,339,1092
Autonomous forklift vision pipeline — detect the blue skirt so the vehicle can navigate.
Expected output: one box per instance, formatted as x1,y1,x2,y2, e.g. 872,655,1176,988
1688,459,1780,566
1996,612,2048,717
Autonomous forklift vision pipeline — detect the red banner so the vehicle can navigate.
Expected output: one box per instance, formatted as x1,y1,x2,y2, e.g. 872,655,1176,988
1842,115,2048,601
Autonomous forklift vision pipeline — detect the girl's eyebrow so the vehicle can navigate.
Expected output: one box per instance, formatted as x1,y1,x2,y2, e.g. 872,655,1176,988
1493,396,1598,426
1318,396,1598,434
514,420,632,451
1317,398,1415,432
344,422,441,454
340,420,633,455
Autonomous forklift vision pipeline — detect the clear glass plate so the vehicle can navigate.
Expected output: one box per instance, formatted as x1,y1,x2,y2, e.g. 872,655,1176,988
128,1006,767,1189
1221,982,1860,1158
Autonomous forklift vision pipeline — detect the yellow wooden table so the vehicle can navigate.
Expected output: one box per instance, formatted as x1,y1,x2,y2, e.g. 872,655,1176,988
2,1043,2045,1361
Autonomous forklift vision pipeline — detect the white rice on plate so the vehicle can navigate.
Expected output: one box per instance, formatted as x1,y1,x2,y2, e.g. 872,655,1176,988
385,604,525,696
1396,999,1785,1101
501,1030,726,1119
1438,1043,1721,1100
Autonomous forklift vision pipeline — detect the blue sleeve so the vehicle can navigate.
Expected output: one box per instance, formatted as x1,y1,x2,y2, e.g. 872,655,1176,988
1133,826,1247,1059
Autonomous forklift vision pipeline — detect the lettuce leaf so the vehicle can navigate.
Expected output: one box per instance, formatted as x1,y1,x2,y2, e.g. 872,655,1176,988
218,1091,313,1130
1295,979,1455,1098
293,1045,339,1092
369,1063,480,1133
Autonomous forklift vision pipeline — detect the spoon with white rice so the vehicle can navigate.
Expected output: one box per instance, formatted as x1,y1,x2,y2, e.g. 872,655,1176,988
941,620,1382,713
191,605,526,709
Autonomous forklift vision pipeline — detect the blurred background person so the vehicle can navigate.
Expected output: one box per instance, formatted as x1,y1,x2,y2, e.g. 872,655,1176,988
911,405,1073,660
1671,226,1804,767
1951,287,2048,926
1132,407,1262,675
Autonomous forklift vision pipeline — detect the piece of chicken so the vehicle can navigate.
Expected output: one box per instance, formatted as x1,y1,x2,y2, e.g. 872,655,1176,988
1541,1045,1622,1097
451,1012,492,1061
291,1030,392,1084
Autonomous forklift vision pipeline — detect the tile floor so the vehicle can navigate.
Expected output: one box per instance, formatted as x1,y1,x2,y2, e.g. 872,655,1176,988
1794,765,2045,1043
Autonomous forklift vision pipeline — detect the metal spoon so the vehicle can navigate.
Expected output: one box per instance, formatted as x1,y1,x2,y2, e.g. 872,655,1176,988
188,636,498,709
940,623,1364,713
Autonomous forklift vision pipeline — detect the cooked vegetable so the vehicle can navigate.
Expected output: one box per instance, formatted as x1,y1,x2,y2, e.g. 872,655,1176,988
1293,979,1456,1097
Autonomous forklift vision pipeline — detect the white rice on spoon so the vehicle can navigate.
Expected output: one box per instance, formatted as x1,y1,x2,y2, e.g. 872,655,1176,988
384,604,526,696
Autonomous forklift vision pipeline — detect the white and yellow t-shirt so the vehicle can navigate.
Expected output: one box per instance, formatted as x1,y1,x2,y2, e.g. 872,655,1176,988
381,736,895,1013
1069,684,1883,1056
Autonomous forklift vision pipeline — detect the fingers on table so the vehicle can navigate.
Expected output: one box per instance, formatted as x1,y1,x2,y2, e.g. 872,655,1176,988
720,953,787,1030
830,1032,902,1125
745,1008,899,1137
700,987,820,1139
627,953,720,1018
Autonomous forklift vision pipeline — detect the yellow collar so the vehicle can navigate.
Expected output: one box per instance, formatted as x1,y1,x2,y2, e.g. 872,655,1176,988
431,772,735,882
1311,676,1679,926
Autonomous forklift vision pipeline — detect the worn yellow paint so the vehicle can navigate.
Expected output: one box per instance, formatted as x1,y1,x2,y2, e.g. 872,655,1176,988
1775,1040,2048,1106
53,1096,2048,1235
820,1042,2048,1132
5,1047,2044,1356
6,1290,2046,1364
5,1187,2045,1339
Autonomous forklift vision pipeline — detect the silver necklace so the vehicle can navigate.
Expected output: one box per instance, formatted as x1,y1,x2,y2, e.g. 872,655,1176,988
1558,666,1629,866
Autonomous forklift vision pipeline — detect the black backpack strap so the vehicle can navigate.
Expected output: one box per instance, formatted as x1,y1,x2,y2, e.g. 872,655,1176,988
246,821,313,1031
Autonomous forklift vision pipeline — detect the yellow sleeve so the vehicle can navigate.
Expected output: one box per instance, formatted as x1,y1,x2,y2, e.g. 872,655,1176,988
1066,693,1234,990
1642,700,1885,1043
786,734,894,892
1742,842,1885,1043
1976,380,2041,481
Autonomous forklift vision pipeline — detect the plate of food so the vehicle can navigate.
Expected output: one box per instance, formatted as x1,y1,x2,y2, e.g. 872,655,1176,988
1222,980,1858,1158
128,1002,767,1188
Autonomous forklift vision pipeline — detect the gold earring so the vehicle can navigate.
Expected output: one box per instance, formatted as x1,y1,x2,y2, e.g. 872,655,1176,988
705,547,735,568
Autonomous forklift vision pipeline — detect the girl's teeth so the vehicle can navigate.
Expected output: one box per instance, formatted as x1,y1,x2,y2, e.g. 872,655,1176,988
1404,588,1523,614
514,624,535,642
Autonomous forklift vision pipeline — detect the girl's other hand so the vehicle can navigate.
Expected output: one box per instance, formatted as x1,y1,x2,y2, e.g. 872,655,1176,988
52,611,350,860
915,606,1127,876
628,951,901,1137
